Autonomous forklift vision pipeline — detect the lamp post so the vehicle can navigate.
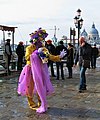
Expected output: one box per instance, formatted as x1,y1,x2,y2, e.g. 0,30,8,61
74,9,83,46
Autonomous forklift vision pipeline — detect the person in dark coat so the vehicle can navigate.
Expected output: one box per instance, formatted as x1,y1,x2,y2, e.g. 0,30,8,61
45,40,56,77
4,39,12,74
66,43,74,78
55,41,67,80
91,43,99,69
74,36,92,93
16,41,25,71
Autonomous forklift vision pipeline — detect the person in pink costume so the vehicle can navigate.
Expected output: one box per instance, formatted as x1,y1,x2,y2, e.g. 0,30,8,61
17,28,66,113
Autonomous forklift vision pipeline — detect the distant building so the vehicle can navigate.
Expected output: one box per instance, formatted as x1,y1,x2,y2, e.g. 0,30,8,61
81,23,100,45
81,29,88,40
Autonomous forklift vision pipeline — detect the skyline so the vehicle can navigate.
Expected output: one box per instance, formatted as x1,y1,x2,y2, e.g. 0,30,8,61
0,0,100,44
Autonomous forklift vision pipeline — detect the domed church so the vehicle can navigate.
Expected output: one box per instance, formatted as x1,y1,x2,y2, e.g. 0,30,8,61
81,29,88,40
81,23,100,45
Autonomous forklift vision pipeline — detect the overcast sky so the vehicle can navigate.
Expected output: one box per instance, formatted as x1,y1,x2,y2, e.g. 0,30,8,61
0,0,100,44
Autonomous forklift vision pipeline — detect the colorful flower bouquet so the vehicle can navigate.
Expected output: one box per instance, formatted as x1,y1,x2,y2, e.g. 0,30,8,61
38,47,49,63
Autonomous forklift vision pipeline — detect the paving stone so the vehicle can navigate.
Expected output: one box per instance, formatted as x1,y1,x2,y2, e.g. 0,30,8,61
0,59,100,120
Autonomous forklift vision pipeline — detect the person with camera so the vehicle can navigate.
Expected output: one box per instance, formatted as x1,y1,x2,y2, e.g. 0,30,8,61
74,36,92,93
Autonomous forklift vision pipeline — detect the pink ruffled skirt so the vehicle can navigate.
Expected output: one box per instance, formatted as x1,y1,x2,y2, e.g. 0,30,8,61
17,65,34,97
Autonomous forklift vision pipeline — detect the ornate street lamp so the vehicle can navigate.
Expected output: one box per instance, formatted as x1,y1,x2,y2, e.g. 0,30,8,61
74,9,83,46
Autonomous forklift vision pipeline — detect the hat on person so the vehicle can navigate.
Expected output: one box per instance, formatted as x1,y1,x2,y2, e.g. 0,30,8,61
6,39,11,42
46,39,52,43
19,41,23,45
79,36,85,44
29,28,48,43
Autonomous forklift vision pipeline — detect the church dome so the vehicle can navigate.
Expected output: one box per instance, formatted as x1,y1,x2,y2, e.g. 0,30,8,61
81,29,88,37
89,23,98,35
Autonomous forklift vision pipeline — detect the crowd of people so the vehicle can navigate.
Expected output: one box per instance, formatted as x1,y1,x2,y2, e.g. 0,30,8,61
5,36,99,78
4,28,99,113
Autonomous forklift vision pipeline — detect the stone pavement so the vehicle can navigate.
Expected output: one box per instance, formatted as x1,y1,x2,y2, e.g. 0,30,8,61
0,59,100,120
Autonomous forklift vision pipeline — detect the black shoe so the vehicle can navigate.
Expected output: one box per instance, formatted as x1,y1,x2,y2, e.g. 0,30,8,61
62,77,65,80
81,88,87,90
78,90,84,93
52,75,56,77
56,78,59,80
79,87,87,93
67,76,72,79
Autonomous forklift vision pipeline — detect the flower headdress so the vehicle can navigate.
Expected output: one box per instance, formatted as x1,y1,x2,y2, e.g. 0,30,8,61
29,28,48,43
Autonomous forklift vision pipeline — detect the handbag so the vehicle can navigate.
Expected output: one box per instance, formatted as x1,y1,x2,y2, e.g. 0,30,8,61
82,59,90,68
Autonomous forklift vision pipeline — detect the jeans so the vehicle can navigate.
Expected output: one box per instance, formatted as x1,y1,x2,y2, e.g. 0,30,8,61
5,55,11,74
56,62,64,79
91,56,97,68
47,60,55,76
67,66,72,77
17,56,23,70
79,66,87,90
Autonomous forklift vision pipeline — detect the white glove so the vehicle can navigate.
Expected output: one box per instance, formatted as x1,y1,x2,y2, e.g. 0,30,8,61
59,49,67,58
38,47,43,53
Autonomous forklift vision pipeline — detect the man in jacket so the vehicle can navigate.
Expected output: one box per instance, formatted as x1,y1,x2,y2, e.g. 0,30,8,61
45,40,56,77
5,39,12,74
55,41,67,80
91,43,99,69
67,43,74,78
16,41,25,71
74,36,92,93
